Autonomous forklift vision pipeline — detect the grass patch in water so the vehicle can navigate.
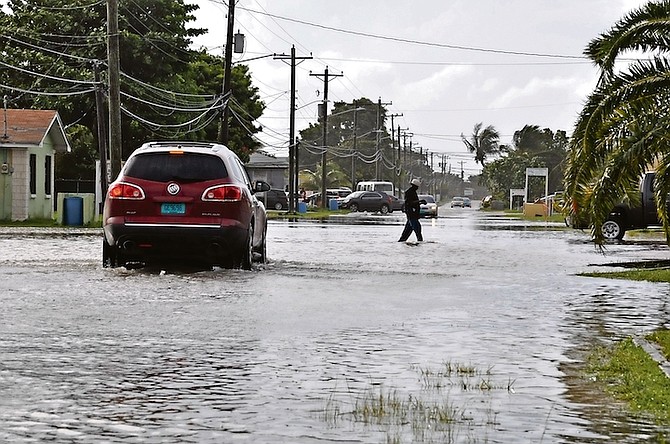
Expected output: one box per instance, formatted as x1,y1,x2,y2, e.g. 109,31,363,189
588,336,670,423
580,268,670,283
323,360,511,442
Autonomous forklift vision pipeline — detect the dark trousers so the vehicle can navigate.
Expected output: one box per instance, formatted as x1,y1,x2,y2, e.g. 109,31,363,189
398,217,422,241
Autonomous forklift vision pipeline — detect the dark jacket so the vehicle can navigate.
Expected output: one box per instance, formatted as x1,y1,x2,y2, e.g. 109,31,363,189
404,185,421,219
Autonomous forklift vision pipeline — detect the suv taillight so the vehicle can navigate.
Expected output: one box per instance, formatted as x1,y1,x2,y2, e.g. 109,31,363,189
108,182,145,200
202,185,243,202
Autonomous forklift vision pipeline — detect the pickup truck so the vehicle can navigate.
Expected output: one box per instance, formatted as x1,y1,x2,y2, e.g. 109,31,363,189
601,172,667,240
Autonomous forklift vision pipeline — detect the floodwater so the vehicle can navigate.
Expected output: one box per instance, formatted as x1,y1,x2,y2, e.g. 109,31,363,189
1,207,670,443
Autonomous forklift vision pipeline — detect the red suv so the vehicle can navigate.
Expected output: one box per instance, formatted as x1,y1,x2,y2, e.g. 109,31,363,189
102,141,270,269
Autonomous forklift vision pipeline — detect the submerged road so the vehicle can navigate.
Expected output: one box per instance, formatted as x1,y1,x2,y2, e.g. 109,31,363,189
1,208,670,443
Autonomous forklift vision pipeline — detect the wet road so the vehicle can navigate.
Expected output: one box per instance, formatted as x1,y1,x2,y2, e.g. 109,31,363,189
2,207,670,443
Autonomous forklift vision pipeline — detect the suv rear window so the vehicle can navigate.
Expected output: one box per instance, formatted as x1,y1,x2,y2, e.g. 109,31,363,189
124,152,228,182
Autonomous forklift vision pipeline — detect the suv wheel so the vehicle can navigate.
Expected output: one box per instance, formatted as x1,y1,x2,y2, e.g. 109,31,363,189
602,218,625,240
274,202,284,210
240,222,254,270
102,240,116,268
258,225,267,263
350,203,359,212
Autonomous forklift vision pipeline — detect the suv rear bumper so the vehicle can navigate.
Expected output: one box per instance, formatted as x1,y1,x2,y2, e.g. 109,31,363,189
103,220,248,263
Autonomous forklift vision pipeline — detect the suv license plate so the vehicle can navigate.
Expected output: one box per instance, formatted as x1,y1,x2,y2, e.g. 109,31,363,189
161,203,185,215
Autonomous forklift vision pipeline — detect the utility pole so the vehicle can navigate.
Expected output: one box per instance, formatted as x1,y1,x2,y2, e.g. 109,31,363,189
430,153,437,194
401,131,413,176
218,0,235,145
389,113,402,195
274,47,312,212
375,97,392,180
310,67,343,208
351,101,359,190
107,0,122,180
93,63,109,201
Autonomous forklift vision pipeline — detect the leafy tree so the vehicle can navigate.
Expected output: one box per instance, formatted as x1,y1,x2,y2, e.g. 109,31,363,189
461,122,501,166
298,98,395,187
299,160,350,190
56,125,97,180
480,126,568,204
564,0,670,244
513,125,568,193
0,0,264,173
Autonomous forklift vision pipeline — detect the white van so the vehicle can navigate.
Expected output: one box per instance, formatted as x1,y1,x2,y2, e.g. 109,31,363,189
356,181,395,196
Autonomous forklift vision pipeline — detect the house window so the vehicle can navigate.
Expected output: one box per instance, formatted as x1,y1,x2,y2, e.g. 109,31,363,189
45,155,52,195
29,154,37,195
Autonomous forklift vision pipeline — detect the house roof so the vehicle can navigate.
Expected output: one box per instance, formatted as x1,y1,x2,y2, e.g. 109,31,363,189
0,109,70,152
247,151,288,169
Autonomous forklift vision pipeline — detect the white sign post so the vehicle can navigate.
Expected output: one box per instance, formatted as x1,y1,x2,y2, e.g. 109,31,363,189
524,167,549,204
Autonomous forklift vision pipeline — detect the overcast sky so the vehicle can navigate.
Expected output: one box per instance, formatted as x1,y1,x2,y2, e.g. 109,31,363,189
189,0,648,178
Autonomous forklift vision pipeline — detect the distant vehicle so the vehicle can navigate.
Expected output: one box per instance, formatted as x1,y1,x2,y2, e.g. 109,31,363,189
340,191,393,214
389,194,405,212
536,192,564,213
102,141,270,270
329,187,352,198
463,197,472,208
307,188,351,207
356,181,395,196
450,197,465,208
257,188,289,210
419,194,438,218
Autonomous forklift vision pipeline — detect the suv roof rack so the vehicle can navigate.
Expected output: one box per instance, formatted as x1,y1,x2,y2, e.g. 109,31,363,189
144,141,217,149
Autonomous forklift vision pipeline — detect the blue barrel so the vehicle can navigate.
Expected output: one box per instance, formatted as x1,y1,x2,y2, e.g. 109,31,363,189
329,199,339,211
297,202,307,213
64,197,83,226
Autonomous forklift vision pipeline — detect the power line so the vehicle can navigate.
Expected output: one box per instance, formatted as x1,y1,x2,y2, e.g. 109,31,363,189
239,7,587,60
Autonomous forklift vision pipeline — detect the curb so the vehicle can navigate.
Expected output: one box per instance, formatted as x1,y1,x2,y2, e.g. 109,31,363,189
633,336,670,379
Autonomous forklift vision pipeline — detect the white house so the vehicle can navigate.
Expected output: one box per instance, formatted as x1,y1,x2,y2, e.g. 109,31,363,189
245,151,288,190
0,109,70,221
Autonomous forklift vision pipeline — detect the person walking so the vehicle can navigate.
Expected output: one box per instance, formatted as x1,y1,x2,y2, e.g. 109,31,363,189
398,178,426,242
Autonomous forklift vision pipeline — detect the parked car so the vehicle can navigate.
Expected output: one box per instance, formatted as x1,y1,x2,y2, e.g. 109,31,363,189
450,196,465,208
535,192,564,213
463,197,472,208
257,188,289,210
389,194,405,212
419,194,438,218
307,188,351,207
102,141,270,270
340,191,393,214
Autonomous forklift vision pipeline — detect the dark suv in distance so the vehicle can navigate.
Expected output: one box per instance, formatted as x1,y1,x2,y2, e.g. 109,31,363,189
256,188,288,210
340,191,393,214
102,141,270,269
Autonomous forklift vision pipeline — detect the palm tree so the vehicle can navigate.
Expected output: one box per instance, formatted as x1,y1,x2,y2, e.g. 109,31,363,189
461,122,501,166
299,160,349,191
565,0,670,244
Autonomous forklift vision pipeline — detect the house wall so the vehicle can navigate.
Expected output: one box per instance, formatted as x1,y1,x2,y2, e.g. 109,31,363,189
8,143,56,221
0,149,12,219
247,168,286,190
27,142,55,220
11,149,29,221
